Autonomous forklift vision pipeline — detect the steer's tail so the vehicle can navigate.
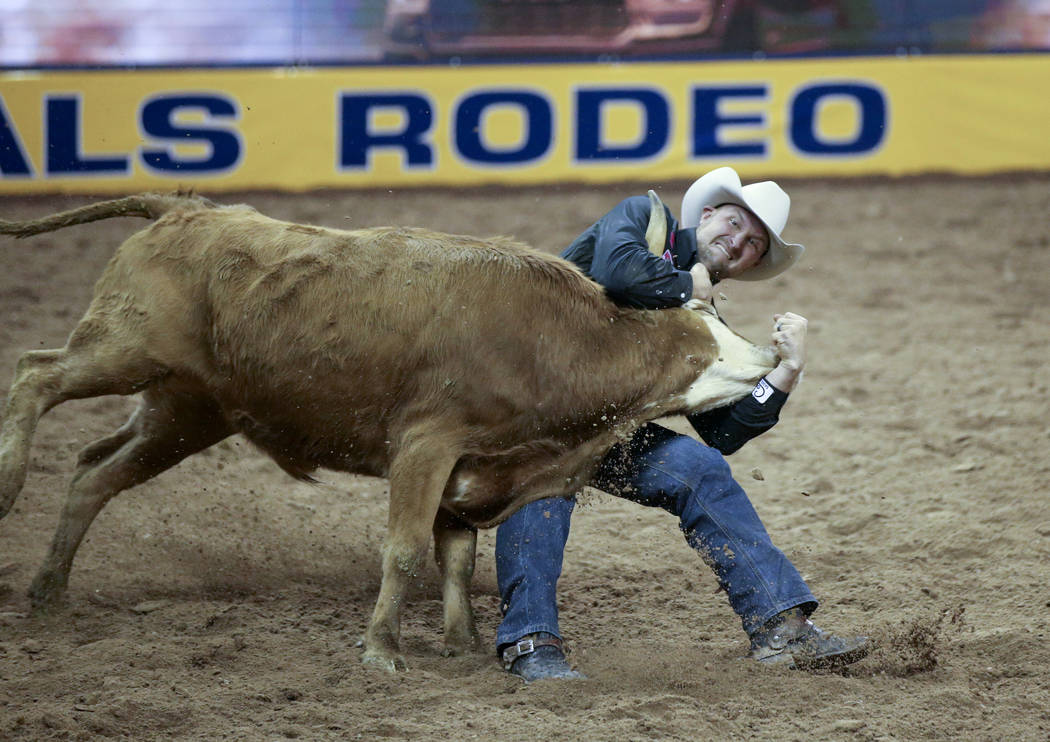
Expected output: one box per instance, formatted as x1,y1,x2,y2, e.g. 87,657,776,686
0,190,216,238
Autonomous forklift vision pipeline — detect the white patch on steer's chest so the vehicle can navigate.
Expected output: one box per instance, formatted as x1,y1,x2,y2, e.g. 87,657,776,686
679,313,777,414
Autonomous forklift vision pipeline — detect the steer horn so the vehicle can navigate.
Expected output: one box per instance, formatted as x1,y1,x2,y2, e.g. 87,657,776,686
645,189,667,257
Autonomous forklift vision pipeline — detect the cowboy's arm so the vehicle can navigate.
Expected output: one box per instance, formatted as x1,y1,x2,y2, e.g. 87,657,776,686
687,380,788,455
587,196,694,309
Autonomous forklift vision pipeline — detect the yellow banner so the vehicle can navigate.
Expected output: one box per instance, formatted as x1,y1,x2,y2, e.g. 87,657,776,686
1,55,1048,194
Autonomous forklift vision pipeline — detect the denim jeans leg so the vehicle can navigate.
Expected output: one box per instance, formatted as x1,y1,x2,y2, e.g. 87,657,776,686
494,495,576,649
594,424,818,635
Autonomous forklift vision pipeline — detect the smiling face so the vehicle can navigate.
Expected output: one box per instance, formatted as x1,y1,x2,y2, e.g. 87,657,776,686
693,204,770,281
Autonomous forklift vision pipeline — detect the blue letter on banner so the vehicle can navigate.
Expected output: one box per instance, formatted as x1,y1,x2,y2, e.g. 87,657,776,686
455,91,552,165
46,96,129,175
692,86,767,158
0,97,31,177
790,83,887,155
340,93,434,169
140,95,241,173
575,88,669,161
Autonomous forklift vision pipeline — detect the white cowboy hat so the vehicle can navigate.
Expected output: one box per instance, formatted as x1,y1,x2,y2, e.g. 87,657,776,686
680,166,805,281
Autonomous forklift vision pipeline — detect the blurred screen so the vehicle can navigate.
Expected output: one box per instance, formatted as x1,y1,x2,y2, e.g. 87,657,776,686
1,0,1048,67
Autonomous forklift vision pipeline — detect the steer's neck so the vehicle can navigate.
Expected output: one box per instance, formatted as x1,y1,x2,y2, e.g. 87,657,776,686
556,306,719,428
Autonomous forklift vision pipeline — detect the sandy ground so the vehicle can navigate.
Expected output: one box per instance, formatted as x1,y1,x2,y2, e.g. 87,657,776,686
0,176,1048,741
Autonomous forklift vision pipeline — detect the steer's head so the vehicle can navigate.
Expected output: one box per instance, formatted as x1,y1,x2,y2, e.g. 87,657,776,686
676,299,778,415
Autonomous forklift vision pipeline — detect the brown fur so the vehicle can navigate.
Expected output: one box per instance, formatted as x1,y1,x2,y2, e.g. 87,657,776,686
0,192,776,670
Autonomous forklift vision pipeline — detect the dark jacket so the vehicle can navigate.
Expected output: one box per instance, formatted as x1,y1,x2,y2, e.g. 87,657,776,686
562,195,699,309
561,195,787,455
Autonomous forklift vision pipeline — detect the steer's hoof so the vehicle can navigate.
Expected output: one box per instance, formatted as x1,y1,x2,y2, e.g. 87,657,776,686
27,576,67,613
361,649,407,673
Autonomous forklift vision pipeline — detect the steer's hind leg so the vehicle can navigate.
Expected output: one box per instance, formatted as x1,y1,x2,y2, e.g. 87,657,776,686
433,508,481,656
0,339,165,520
363,424,462,672
29,383,231,609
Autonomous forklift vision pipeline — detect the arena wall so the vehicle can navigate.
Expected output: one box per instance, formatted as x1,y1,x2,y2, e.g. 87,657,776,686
1,54,1048,194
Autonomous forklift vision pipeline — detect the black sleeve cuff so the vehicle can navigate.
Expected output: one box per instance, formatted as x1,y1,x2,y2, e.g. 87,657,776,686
686,377,789,455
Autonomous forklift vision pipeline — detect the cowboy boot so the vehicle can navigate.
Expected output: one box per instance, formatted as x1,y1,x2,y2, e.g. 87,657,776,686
501,632,585,682
749,608,870,669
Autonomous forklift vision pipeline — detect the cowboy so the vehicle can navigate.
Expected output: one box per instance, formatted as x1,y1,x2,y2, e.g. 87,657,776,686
496,166,870,681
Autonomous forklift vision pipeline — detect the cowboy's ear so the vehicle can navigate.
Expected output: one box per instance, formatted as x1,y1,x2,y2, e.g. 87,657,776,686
698,205,717,223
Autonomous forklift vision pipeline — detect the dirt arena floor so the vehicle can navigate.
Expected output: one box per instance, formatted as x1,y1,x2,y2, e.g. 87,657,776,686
1,176,1048,741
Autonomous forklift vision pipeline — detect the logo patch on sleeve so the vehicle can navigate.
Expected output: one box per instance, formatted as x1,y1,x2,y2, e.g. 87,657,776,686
752,378,774,404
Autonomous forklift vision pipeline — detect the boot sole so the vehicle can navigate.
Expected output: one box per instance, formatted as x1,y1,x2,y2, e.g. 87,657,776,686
753,639,871,670
786,641,871,671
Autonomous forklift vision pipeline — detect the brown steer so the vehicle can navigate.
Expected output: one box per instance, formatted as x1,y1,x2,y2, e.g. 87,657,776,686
0,193,776,671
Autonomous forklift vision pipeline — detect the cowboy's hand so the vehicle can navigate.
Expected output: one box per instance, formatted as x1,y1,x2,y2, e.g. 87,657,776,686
689,263,713,302
765,313,807,393
772,312,807,372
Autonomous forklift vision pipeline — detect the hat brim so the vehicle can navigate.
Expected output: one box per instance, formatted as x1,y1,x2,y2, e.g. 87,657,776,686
680,168,804,281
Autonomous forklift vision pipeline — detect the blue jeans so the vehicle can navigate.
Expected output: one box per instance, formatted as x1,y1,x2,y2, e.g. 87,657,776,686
494,424,817,649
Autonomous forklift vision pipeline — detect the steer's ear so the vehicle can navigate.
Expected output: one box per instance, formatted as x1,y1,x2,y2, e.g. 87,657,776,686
645,190,667,257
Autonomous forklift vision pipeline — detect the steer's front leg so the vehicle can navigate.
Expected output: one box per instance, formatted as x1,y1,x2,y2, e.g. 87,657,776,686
363,424,462,672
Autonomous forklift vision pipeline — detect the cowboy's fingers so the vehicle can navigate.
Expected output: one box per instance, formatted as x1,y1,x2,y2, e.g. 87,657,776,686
773,335,802,363
773,325,807,357
689,263,713,301
774,328,805,360
773,312,807,324
771,327,798,351
773,313,807,333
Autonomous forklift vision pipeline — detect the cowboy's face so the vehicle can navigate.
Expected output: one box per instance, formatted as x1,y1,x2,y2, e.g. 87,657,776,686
694,204,769,280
